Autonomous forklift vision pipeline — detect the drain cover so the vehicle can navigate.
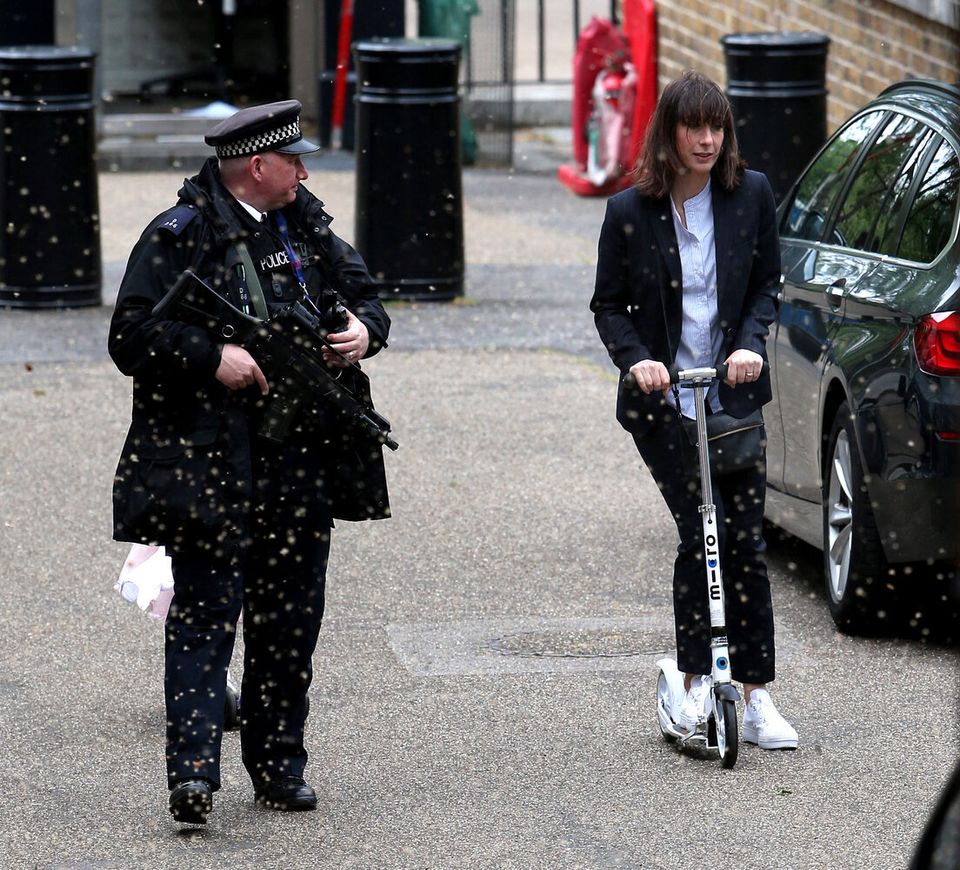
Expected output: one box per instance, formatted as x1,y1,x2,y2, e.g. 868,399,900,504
483,627,670,659
387,616,799,676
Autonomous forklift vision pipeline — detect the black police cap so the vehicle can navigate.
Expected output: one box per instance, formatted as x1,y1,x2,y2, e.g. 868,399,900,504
204,99,320,159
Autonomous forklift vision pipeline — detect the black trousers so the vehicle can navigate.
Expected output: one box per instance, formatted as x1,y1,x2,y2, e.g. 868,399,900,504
633,409,775,684
165,436,331,790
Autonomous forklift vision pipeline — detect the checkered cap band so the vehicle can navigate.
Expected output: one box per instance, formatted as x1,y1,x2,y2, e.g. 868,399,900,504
214,120,302,158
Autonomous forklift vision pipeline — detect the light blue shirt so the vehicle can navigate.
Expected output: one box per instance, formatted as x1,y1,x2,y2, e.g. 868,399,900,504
670,181,723,419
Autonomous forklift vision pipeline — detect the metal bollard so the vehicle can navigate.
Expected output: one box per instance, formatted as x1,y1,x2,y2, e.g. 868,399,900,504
354,38,464,301
0,46,101,308
721,32,830,204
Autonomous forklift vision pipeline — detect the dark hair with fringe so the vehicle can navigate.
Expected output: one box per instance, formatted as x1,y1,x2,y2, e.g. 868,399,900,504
632,70,745,198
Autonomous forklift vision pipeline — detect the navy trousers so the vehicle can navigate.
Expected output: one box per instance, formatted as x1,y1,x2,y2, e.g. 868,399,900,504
633,408,776,684
165,435,331,790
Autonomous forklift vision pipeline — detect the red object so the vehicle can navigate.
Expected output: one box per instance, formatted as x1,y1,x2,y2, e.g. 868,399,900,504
914,311,960,375
569,18,628,169
558,2,658,197
621,0,658,172
623,0,657,168
331,0,354,148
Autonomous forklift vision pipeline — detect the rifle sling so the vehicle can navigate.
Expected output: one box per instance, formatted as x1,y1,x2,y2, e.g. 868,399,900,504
236,241,270,321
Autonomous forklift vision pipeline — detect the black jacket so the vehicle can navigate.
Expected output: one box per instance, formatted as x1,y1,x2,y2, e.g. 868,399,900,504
590,170,781,437
109,158,392,555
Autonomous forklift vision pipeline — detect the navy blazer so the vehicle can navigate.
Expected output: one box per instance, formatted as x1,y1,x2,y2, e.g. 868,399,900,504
590,169,781,437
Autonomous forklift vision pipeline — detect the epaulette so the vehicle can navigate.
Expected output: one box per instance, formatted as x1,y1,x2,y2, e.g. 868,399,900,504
156,204,200,236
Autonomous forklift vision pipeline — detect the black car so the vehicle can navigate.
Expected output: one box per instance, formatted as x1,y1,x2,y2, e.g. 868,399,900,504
764,79,960,633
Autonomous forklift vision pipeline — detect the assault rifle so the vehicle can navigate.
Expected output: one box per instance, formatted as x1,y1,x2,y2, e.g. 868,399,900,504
153,269,398,450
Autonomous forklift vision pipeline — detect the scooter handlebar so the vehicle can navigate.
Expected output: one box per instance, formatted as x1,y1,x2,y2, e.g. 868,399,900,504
668,361,770,385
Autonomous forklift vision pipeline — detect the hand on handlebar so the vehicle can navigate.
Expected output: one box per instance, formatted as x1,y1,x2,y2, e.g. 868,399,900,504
628,359,672,395
722,349,764,387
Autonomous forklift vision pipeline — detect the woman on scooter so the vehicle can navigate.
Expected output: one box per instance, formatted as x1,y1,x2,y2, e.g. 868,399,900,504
590,70,797,750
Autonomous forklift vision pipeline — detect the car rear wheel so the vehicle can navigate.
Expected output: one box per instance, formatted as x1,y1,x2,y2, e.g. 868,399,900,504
823,403,894,633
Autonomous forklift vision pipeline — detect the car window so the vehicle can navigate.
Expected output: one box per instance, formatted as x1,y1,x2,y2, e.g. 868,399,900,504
781,110,885,243
831,113,927,252
870,128,935,255
897,138,960,264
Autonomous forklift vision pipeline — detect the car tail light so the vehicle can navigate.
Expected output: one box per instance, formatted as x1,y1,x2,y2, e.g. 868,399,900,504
914,311,960,375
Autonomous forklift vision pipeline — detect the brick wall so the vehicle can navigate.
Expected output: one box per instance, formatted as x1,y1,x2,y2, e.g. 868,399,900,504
649,0,960,131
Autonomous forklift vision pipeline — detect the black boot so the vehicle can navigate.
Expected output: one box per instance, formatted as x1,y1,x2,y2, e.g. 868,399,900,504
254,776,317,811
169,779,214,824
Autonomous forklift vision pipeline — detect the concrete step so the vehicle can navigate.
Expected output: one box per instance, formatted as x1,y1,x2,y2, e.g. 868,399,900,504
97,138,211,172
475,82,570,126
96,82,573,171
101,113,216,136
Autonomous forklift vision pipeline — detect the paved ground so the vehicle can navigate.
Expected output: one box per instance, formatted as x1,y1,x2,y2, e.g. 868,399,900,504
0,153,956,869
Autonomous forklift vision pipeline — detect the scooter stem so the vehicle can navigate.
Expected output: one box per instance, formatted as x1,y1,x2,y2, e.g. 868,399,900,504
689,375,733,689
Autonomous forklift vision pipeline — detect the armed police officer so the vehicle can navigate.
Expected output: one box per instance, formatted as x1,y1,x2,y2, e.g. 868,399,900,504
109,101,391,825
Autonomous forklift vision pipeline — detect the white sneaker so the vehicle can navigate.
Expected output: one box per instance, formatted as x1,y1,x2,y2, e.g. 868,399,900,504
743,689,799,749
678,675,713,733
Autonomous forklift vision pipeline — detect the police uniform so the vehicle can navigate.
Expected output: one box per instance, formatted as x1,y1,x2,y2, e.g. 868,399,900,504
108,101,391,819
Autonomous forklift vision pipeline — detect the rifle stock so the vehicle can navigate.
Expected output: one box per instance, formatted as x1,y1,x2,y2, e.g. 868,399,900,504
153,269,261,343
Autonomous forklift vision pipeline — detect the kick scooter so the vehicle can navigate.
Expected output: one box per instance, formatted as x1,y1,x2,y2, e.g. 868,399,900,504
655,364,745,769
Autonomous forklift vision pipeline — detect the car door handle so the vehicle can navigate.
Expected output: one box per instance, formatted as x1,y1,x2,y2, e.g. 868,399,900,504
810,277,847,308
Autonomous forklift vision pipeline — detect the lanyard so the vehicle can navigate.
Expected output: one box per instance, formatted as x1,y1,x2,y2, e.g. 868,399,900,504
272,211,307,292
267,211,329,326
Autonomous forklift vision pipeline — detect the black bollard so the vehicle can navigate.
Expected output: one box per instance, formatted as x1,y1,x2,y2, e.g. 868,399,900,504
721,32,830,204
0,46,101,308
354,38,464,301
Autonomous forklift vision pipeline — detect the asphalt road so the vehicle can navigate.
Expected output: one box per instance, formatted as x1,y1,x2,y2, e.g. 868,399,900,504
0,162,955,869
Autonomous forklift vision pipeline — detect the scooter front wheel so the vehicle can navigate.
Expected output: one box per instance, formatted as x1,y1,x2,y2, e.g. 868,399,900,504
715,697,738,769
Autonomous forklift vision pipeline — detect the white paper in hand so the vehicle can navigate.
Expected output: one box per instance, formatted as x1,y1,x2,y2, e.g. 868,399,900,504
114,544,175,621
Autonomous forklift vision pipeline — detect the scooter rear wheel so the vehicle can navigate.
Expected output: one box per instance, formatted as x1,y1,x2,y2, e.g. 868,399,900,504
656,672,678,742
224,684,241,732
715,697,738,769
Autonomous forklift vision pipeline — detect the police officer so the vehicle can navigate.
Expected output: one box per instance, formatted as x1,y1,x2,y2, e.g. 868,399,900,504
109,101,391,824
